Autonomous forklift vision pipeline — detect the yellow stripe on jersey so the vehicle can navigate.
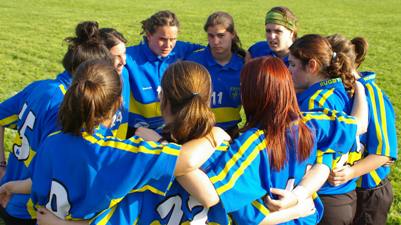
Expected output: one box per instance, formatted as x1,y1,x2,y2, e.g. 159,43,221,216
48,130,61,137
108,197,124,208
216,141,230,152
90,206,117,225
366,84,384,155
316,149,334,164
150,221,162,225
302,110,356,125
130,184,166,196
23,148,36,168
82,133,180,156
58,84,67,95
318,88,335,108
212,107,241,123
347,151,362,165
252,200,270,216
111,122,128,139
312,192,318,199
0,114,18,126
369,169,382,186
373,83,390,156
26,199,36,218
308,89,324,110
210,130,264,183
216,141,266,195
129,93,161,118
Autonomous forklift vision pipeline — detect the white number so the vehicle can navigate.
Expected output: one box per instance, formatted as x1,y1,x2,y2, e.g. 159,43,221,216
211,91,223,105
46,180,71,219
13,103,36,161
336,153,349,169
157,195,183,225
188,195,208,224
157,195,209,225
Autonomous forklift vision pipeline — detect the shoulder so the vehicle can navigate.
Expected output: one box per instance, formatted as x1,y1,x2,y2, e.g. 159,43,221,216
186,48,207,62
248,41,271,57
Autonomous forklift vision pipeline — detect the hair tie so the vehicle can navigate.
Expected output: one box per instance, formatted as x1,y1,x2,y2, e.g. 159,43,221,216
332,52,337,62
192,92,199,96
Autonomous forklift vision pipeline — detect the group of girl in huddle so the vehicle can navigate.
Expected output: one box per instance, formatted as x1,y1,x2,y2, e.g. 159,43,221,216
0,5,397,225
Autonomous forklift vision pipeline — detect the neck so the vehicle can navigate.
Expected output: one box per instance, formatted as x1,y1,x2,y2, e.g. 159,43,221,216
212,50,232,66
308,73,328,87
352,70,361,79
274,49,289,59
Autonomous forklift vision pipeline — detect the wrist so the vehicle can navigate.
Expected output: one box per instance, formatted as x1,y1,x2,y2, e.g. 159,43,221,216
0,160,6,168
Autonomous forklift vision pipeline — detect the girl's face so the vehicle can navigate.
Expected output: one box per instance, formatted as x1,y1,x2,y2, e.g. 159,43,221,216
109,42,126,75
288,53,311,92
265,23,294,56
207,24,234,56
147,25,178,57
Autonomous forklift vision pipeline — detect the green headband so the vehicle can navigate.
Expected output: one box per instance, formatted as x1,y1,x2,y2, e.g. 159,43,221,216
265,11,297,31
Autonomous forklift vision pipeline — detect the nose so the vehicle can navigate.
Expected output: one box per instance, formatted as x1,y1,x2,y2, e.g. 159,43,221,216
121,54,126,66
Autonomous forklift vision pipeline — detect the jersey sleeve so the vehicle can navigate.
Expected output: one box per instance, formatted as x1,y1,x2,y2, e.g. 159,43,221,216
206,129,271,212
363,83,397,159
0,82,38,129
303,109,358,169
89,193,142,225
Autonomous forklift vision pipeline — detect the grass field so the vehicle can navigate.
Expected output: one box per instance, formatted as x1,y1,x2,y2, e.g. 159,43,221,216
0,0,400,224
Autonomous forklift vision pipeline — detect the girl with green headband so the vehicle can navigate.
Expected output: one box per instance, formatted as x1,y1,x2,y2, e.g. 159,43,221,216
247,6,298,66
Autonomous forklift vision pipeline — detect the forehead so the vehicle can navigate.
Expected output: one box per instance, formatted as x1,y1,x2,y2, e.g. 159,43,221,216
207,24,228,34
109,42,126,56
265,23,291,32
150,25,178,38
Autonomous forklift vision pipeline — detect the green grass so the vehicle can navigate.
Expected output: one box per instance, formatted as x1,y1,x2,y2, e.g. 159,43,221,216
0,0,400,224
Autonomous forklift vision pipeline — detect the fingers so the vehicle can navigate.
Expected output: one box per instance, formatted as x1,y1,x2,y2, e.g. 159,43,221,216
265,195,281,212
270,188,286,197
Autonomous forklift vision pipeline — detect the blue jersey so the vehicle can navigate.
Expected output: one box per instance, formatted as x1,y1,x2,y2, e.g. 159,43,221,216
126,40,203,131
248,41,289,66
0,71,72,219
108,67,131,139
357,72,398,189
297,78,352,113
297,78,362,195
31,126,181,220
231,110,358,225
186,47,243,130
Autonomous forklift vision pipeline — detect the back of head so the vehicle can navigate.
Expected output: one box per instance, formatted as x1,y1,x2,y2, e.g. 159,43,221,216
161,61,215,144
141,10,179,36
240,57,313,170
351,37,368,68
100,28,127,50
290,34,356,96
59,59,122,135
62,21,112,74
265,6,298,39
203,11,246,57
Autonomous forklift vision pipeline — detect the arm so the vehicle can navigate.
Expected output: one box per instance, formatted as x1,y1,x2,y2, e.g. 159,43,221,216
259,197,316,225
176,169,220,208
0,178,31,207
266,164,330,211
350,81,368,135
174,127,230,176
0,127,5,180
37,207,88,225
328,154,390,186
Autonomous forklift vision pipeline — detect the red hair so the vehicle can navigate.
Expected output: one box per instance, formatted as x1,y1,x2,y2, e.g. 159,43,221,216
240,57,314,170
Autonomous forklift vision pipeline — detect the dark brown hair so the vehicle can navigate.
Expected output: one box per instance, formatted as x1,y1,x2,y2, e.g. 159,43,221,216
141,10,179,37
204,11,246,58
59,59,122,135
100,28,127,49
351,37,368,68
161,61,215,145
62,21,111,74
240,57,313,170
290,34,356,96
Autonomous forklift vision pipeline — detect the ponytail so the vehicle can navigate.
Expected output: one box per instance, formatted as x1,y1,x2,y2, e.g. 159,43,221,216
327,51,356,96
62,21,111,74
59,59,122,135
351,37,368,68
161,61,215,145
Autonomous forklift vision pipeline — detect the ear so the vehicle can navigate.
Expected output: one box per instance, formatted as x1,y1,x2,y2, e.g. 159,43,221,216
146,32,152,41
307,59,319,75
